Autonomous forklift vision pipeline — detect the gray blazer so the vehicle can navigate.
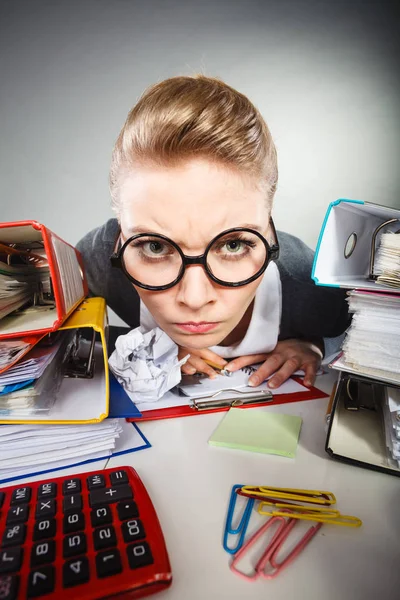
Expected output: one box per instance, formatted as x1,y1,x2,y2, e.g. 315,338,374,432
76,219,350,354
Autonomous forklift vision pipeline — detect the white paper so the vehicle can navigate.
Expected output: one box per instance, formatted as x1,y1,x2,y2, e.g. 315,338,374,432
109,326,188,400
0,420,149,481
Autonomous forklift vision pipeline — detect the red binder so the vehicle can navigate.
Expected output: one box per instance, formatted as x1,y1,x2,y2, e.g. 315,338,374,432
0,220,87,339
128,378,328,422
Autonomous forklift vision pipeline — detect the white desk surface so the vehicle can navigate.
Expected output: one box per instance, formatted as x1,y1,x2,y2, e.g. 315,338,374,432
6,372,400,600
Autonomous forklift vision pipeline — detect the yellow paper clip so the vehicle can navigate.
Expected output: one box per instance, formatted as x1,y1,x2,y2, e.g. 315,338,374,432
241,485,336,506
258,500,340,517
258,502,362,528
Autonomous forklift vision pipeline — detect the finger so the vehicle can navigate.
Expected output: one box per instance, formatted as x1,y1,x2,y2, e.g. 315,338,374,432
247,353,286,386
197,348,228,367
267,357,302,389
225,353,269,373
302,362,318,387
181,360,197,375
183,355,219,379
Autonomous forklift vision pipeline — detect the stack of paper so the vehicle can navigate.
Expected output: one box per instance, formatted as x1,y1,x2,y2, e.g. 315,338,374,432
382,387,400,467
375,231,400,289
0,419,124,480
0,339,30,371
340,290,400,384
0,254,49,320
0,331,74,416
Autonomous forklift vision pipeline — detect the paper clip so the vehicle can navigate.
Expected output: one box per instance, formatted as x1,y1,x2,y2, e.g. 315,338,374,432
230,513,322,581
223,485,255,554
240,485,336,506
258,502,362,528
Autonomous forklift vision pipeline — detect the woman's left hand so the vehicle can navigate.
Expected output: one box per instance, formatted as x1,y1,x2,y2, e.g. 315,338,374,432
224,339,323,388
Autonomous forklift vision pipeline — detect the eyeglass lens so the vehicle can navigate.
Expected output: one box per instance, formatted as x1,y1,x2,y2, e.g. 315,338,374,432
121,230,267,287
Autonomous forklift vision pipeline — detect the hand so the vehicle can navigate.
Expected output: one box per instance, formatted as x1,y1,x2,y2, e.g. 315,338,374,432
224,339,323,388
178,346,227,379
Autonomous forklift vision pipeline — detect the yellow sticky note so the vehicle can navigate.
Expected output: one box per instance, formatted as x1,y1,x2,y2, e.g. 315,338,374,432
208,408,302,458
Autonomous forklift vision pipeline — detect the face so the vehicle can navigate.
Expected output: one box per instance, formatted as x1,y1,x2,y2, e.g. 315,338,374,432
118,158,271,350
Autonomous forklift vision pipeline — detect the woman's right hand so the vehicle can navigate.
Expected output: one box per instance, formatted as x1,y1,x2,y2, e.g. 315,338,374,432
178,346,227,379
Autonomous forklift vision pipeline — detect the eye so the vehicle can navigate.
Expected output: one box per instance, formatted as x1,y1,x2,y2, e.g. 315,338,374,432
225,240,243,253
147,241,165,255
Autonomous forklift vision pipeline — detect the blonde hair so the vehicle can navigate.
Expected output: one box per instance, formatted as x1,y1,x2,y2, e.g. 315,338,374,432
110,75,278,213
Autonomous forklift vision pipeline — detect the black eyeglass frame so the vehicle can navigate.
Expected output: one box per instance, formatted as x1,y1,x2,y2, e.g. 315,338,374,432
110,218,280,291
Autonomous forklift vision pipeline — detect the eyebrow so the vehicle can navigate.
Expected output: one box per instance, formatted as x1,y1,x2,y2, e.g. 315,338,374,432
124,223,266,238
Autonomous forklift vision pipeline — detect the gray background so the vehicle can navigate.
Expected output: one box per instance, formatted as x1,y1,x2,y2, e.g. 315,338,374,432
1,0,399,246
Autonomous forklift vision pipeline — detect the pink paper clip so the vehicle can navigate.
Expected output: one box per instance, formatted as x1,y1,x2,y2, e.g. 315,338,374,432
230,512,322,581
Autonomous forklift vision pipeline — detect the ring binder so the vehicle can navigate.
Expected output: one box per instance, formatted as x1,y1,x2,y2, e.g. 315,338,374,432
0,297,110,425
0,220,87,338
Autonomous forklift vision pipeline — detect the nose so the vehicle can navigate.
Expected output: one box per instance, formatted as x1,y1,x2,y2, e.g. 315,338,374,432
175,265,218,310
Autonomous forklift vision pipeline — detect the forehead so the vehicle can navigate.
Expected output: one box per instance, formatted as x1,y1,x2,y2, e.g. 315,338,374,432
119,159,269,247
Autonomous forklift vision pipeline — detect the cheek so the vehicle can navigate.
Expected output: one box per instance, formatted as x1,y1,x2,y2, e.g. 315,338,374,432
220,283,259,316
135,288,175,323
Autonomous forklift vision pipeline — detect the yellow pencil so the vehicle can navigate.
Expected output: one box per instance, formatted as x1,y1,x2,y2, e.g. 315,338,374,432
204,359,232,376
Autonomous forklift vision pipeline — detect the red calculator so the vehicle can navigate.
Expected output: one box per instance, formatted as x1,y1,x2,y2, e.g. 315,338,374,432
0,466,172,599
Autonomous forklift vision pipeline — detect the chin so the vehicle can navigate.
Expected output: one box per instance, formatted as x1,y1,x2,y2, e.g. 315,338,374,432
168,330,227,350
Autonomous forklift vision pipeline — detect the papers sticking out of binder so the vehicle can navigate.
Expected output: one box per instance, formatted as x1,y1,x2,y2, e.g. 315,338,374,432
0,297,110,425
0,220,87,338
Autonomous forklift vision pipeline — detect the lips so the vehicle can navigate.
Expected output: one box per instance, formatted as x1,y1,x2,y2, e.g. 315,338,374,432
175,321,219,333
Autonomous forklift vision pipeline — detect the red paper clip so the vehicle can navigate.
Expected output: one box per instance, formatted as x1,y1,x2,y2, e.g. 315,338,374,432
230,512,322,581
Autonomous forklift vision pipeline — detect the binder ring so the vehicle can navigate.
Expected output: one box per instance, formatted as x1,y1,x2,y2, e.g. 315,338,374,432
369,218,400,280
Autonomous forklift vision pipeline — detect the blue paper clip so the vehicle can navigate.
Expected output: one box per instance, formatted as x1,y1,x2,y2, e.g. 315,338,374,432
223,484,255,554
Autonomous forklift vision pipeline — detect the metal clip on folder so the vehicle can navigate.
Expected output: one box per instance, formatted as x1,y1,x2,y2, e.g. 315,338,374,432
189,388,273,411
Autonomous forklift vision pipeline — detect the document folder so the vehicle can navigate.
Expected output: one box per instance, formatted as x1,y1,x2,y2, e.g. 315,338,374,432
325,370,400,477
312,199,400,292
0,297,110,425
0,220,87,338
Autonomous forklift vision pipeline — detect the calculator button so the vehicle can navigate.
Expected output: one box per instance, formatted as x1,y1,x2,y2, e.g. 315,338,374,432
6,505,29,525
95,549,122,578
89,485,133,507
0,493,4,509
0,548,23,574
126,542,154,570
63,533,87,558
30,541,55,567
35,499,56,519
10,487,31,505
93,526,117,551
27,566,55,597
0,574,19,600
87,474,105,490
62,557,90,587
62,479,81,495
2,524,26,547
63,494,82,512
91,506,112,527
122,519,146,544
117,501,139,521
37,483,57,499
110,470,129,486
63,512,85,534
33,519,56,542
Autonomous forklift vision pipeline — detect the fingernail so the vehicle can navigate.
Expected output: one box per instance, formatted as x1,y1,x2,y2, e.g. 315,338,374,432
187,367,196,374
248,375,259,387
268,380,276,388
225,363,234,372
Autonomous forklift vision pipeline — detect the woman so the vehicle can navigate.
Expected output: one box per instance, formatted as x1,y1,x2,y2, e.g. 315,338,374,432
77,75,349,389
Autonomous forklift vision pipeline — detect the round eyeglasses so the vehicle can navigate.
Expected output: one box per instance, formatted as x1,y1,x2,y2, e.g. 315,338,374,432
110,219,279,291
